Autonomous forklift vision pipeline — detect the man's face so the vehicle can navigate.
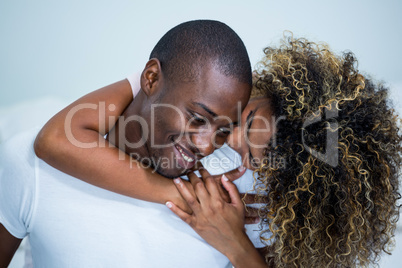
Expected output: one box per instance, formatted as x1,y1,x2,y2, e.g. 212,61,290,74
145,65,250,178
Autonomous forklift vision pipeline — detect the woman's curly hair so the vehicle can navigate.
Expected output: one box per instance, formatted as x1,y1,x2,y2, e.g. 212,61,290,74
253,35,402,267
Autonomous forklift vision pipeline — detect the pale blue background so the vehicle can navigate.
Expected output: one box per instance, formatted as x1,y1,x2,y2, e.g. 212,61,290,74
1,0,402,267
1,0,402,107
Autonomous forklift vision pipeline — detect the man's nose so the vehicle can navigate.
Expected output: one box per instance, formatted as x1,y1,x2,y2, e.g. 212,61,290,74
190,131,217,158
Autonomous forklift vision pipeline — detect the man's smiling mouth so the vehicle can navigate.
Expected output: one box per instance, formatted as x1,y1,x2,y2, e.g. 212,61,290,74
174,144,195,163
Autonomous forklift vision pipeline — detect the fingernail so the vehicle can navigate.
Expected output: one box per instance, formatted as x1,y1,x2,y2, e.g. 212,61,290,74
238,166,246,172
173,178,181,184
166,201,173,208
222,174,229,181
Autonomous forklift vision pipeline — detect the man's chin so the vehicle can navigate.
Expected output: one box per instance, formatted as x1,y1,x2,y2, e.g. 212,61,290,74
149,153,189,178
154,167,187,179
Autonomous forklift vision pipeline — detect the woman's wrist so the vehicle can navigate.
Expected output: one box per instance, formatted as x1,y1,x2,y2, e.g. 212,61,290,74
226,234,266,268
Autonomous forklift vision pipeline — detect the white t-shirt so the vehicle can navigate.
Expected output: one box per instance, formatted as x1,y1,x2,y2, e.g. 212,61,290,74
0,129,233,267
0,75,267,267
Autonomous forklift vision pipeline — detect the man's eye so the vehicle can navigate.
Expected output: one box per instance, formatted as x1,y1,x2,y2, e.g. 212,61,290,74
194,116,206,123
190,113,206,124
217,127,231,135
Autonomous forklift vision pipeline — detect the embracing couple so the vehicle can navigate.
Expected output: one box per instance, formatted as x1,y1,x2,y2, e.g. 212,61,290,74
1,20,401,268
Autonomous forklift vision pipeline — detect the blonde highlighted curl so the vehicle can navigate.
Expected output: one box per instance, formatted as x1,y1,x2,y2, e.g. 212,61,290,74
254,35,402,267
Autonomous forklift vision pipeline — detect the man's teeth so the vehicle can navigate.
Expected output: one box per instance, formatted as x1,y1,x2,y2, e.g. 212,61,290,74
176,146,194,162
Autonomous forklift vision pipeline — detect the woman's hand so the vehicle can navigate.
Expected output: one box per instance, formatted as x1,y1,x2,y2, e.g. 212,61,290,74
168,179,194,214
166,168,267,268
169,165,247,214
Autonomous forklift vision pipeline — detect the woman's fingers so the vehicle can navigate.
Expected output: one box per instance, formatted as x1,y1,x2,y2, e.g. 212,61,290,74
245,216,261,225
198,167,211,178
173,177,201,213
223,166,247,182
244,207,261,224
215,181,231,203
221,175,243,210
166,201,193,225
240,193,268,204
198,168,221,198
186,172,211,206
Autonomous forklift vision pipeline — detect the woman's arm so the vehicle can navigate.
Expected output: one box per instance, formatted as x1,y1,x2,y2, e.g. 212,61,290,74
166,169,267,268
34,78,188,207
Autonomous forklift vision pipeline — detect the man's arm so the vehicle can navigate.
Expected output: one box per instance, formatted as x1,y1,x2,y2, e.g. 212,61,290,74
0,224,22,267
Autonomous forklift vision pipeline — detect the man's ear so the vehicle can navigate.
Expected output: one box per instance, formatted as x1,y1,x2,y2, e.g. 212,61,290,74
140,58,163,97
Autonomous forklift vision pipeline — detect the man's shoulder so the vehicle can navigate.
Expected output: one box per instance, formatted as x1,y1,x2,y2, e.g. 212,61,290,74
0,128,39,171
0,128,41,239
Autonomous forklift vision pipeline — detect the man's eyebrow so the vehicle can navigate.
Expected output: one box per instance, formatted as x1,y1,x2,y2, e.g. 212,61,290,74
192,102,218,117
